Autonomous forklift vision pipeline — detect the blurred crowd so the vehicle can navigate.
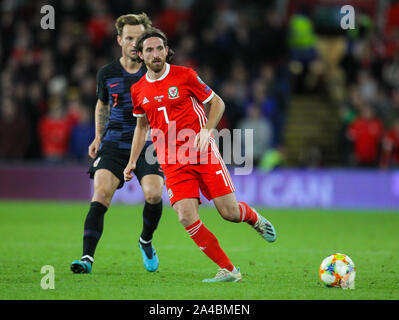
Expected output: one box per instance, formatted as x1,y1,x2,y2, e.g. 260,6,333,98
1,0,399,169
284,0,399,169
335,1,399,169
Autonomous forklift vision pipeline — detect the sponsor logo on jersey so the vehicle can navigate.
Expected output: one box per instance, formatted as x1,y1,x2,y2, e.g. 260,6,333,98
168,86,179,99
143,97,149,104
196,76,210,94
154,95,164,102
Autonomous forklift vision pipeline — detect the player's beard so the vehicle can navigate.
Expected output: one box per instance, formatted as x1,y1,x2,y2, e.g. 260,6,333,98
148,58,166,73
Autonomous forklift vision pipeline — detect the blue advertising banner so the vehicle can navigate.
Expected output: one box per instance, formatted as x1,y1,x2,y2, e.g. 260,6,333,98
1,165,398,209
112,169,399,209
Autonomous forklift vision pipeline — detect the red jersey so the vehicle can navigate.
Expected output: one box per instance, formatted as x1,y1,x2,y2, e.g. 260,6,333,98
38,112,78,157
348,117,383,163
131,63,215,175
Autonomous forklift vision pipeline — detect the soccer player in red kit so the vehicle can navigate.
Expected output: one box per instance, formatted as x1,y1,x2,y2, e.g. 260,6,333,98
124,28,277,282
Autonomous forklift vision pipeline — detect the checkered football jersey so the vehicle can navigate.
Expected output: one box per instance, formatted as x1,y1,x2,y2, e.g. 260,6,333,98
96,59,147,150
131,63,215,174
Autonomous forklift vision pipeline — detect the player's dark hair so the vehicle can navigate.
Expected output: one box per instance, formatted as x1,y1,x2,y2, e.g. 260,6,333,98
135,27,174,63
115,13,152,36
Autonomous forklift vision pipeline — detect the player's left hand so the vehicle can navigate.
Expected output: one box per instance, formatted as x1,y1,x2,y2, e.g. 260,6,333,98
123,162,136,182
194,128,212,152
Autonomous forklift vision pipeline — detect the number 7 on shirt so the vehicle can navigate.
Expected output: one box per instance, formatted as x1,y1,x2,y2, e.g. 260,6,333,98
157,106,169,124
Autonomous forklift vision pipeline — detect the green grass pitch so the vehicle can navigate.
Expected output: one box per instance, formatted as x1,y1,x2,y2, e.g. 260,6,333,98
0,201,398,300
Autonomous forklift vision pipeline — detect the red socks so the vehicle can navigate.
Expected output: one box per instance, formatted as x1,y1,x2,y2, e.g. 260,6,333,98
186,220,234,272
238,201,258,225
184,202,257,271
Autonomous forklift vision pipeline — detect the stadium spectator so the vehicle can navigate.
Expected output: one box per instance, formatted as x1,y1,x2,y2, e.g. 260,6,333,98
85,1,114,49
24,82,47,159
236,104,272,166
374,85,394,128
347,104,384,167
0,97,31,160
38,96,79,163
228,60,249,106
155,0,191,39
219,80,244,130
258,9,288,65
382,52,399,90
380,117,399,168
376,88,399,129
357,69,378,105
68,105,95,161
172,34,198,69
244,72,285,148
288,6,317,59
338,85,364,164
287,5,318,93
384,0,399,37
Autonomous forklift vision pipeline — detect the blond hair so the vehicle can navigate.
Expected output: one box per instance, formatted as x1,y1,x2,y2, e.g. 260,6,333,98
115,13,152,36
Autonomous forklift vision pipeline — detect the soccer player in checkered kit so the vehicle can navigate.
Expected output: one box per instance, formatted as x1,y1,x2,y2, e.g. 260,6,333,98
71,14,164,274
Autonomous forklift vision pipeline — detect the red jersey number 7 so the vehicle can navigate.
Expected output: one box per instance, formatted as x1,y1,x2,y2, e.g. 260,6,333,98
112,94,118,107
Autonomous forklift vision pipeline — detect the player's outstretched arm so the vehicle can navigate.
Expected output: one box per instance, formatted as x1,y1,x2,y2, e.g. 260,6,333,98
195,94,225,152
88,99,110,159
124,116,150,182
204,94,225,130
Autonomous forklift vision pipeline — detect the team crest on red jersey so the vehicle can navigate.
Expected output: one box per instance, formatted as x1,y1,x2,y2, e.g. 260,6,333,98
168,86,179,99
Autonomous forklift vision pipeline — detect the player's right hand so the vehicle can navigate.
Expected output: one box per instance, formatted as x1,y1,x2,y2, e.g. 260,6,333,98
88,137,101,159
123,162,136,182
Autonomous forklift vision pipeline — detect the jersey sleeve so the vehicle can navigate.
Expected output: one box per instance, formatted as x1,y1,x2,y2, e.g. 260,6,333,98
96,68,108,103
186,68,215,104
131,84,146,118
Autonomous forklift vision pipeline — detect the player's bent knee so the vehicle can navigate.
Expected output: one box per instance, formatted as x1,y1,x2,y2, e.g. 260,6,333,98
177,214,193,227
141,179,164,204
142,186,163,204
92,170,119,206
172,199,199,227
144,193,162,204
218,204,241,222
174,206,197,227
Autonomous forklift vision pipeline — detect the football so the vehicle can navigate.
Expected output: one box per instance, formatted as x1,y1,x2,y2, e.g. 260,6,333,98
319,253,356,289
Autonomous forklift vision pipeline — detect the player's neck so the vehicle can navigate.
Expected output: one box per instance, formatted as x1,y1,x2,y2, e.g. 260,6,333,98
119,56,142,74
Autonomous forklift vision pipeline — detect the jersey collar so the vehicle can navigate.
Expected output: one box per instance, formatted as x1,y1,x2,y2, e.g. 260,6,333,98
145,63,170,83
